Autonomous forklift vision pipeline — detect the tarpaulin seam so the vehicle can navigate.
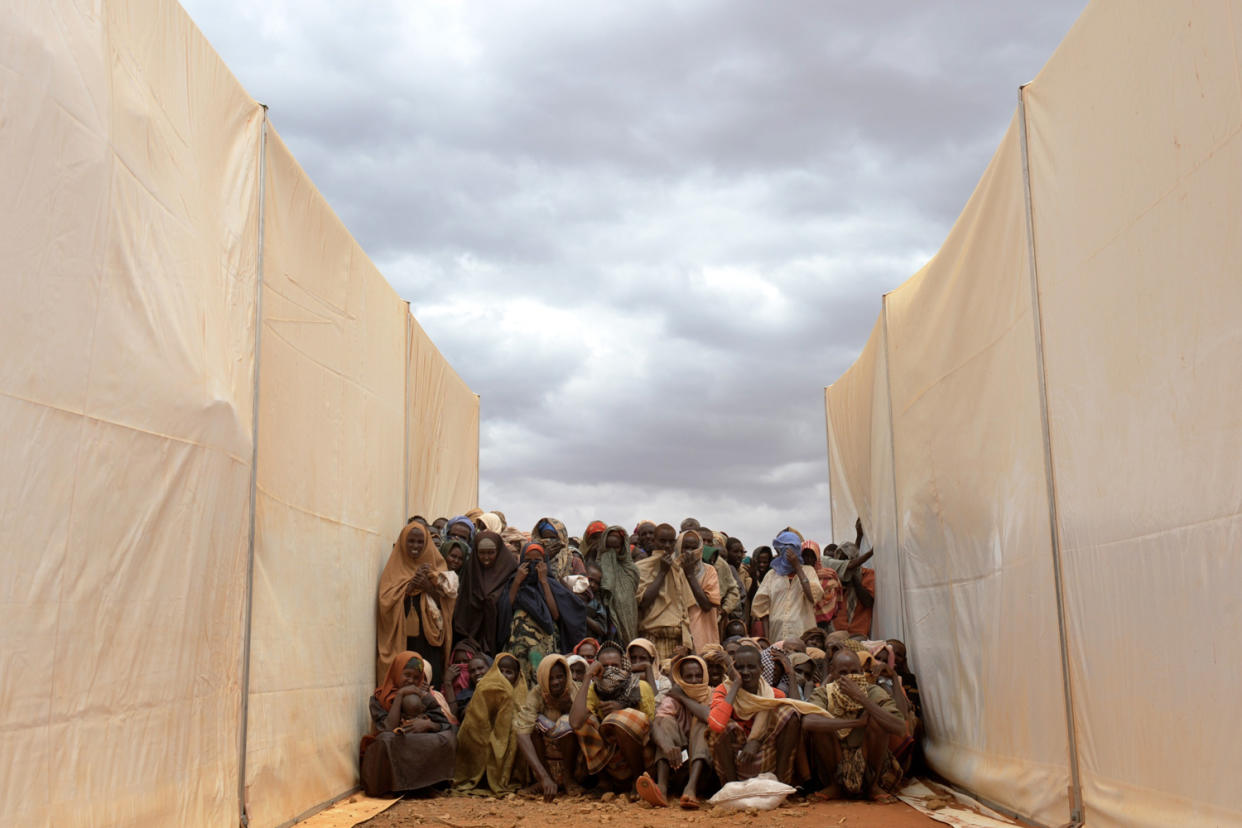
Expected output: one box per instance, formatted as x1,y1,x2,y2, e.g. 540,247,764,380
1079,123,1242,267
252,487,384,536
889,309,1033,418
261,324,389,398
1018,85,1085,828
1059,509,1242,552
0,389,252,465
263,281,357,321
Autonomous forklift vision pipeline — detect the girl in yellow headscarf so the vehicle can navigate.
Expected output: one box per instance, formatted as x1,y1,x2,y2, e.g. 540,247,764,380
453,654,527,794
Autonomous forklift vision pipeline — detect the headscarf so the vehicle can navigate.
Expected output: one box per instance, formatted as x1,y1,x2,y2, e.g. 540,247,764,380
573,638,601,661
532,517,576,579
566,654,587,672
420,659,458,723
452,653,528,793
447,515,477,539
596,525,640,643
453,530,517,654
820,672,876,737
701,643,728,667
770,531,802,576
597,639,627,664
375,523,453,685
826,630,867,655
464,508,485,520
634,532,695,649
594,664,642,707
671,655,712,704
496,543,588,655
536,654,574,706
626,636,664,681
374,651,423,711
440,536,470,567
478,512,504,533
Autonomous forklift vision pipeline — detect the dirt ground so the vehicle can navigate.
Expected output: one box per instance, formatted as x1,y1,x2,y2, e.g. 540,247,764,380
359,791,942,828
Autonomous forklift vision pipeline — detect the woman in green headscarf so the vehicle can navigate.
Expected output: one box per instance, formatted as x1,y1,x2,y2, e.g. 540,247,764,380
596,525,640,644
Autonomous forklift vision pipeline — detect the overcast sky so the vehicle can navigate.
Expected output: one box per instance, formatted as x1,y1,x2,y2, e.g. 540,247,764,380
182,0,1085,551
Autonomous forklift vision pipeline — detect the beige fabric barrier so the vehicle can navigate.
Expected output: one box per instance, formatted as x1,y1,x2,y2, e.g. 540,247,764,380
1,2,261,825
824,316,906,643
886,116,1072,827
242,128,412,828
1,2,479,826
827,2,1242,825
407,316,481,522
1025,3,1242,825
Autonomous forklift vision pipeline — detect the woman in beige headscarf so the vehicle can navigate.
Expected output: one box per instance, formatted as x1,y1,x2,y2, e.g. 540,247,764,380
376,521,456,687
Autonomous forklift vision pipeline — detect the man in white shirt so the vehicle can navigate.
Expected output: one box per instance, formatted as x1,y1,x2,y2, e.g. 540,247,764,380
751,530,823,641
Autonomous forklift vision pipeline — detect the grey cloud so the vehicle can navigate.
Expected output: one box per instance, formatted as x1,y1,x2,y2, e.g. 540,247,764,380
183,0,1085,547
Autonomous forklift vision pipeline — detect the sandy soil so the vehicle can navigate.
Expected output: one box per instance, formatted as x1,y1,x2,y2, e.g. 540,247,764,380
360,790,941,828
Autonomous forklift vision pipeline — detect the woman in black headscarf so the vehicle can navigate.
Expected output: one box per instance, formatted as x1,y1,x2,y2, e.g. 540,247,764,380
453,531,516,656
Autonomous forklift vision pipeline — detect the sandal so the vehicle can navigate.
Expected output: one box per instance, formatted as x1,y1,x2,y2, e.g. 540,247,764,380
635,773,668,807
679,793,701,810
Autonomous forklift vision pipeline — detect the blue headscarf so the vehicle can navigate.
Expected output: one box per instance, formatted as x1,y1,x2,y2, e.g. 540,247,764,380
447,515,476,542
770,531,802,576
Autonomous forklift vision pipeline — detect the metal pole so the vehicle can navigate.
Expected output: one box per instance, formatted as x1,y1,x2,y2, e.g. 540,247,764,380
237,105,269,828
881,297,914,648
1017,85,1085,828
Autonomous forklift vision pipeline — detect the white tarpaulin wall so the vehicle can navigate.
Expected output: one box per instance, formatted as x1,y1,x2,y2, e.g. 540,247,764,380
826,2,1242,826
407,316,481,524
1,2,479,827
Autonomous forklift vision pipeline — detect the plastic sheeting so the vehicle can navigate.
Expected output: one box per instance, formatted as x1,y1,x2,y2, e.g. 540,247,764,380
241,127,412,828
1025,3,1242,825
1,2,260,825
1,2,479,826
826,2,1242,825
406,316,481,523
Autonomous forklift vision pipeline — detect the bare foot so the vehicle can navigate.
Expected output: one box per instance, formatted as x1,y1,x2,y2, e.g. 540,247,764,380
808,784,841,802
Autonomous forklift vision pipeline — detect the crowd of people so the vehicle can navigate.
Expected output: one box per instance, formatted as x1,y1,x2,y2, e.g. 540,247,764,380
363,510,923,810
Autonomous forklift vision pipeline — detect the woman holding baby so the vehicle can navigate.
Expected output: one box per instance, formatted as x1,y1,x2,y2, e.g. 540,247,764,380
360,651,457,796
